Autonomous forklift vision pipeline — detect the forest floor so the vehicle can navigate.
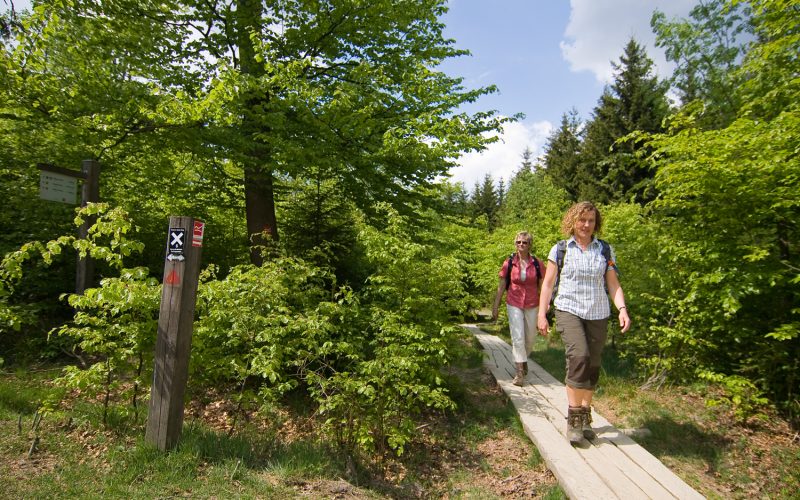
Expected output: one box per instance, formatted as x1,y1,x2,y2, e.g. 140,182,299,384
2,325,799,498
177,361,562,499
474,321,800,499
2,361,561,499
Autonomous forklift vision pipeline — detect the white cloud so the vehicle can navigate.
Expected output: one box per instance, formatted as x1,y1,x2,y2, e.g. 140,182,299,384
448,119,553,188
561,0,698,83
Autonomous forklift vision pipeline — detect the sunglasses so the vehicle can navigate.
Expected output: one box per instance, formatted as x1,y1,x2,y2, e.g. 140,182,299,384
515,241,530,245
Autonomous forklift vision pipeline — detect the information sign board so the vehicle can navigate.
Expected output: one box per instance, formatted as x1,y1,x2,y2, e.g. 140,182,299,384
40,170,78,204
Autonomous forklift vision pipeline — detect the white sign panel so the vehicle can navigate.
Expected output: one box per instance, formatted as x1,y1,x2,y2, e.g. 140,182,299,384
40,170,78,204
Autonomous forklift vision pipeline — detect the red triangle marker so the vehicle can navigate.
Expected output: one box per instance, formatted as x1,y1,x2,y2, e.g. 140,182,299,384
165,269,180,285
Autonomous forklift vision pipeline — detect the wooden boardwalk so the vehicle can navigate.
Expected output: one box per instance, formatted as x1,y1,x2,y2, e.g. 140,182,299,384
462,324,704,500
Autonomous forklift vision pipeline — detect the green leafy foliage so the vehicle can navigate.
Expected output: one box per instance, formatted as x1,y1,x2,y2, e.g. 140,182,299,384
52,266,160,417
310,205,463,456
192,205,473,456
192,258,350,397
1,0,797,464
1,204,143,336
652,0,752,129
0,204,152,421
633,0,800,421
0,0,512,460
499,168,570,248
698,370,769,423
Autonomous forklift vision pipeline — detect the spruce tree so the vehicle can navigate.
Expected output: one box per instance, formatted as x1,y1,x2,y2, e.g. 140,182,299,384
578,38,670,204
470,174,499,230
519,146,534,175
543,108,583,201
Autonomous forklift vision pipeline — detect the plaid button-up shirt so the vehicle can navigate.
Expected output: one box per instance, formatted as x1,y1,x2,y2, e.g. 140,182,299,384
549,237,616,320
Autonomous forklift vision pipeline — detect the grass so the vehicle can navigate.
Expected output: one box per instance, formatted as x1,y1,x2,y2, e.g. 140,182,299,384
0,332,562,498
0,367,351,498
7,321,796,498
490,320,800,499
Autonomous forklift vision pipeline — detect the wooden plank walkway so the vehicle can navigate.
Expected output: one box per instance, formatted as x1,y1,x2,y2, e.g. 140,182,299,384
462,324,704,500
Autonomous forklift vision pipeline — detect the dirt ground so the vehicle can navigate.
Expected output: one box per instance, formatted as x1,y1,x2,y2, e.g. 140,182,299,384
185,366,560,499
8,354,797,498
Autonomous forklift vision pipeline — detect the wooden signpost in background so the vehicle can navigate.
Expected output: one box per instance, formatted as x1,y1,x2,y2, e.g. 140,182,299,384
145,216,205,451
38,159,100,295
75,159,100,295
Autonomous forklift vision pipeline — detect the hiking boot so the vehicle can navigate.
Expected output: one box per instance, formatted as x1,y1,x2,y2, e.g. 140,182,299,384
523,361,528,375
581,406,596,440
512,362,525,386
566,407,584,445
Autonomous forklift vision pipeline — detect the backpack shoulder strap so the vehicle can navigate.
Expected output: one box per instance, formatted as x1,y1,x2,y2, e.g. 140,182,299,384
552,240,567,300
532,257,542,282
555,240,567,273
504,254,514,290
597,239,619,275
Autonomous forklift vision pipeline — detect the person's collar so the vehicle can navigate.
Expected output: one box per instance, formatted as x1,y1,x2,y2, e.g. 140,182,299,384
567,235,598,247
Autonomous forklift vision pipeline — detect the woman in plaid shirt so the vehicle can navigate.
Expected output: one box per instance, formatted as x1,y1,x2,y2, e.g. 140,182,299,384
537,202,631,445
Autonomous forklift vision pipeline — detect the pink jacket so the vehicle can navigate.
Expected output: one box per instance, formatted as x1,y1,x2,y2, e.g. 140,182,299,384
499,255,543,309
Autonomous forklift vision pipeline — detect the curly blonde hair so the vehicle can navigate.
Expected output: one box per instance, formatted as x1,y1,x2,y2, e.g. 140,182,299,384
560,201,602,237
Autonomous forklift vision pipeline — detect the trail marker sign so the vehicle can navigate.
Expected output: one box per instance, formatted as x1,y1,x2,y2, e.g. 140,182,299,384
192,220,204,247
37,161,100,295
169,227,186,255
146,216,204,451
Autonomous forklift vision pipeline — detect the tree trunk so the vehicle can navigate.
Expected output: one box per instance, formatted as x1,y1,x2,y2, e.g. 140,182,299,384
245,165,278,266
237,0,279,266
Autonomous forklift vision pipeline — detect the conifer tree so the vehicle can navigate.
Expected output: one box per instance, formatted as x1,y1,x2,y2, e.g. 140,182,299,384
519,146,534,175
470,174,499,230
578,38,670,204
543,108,582,201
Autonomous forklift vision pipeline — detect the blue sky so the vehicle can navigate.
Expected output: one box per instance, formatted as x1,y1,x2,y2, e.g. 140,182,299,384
440,0,699,188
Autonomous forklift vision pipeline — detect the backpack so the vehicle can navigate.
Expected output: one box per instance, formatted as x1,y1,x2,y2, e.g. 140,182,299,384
551,238,618,302
504,254,543,291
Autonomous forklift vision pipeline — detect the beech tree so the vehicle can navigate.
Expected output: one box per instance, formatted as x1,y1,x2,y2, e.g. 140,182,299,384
0,0,505,265
640,0,799,420
652,0,753,129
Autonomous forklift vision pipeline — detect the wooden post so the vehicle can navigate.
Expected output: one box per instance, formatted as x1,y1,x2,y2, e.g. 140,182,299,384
76,159,100,295
145,216,205,451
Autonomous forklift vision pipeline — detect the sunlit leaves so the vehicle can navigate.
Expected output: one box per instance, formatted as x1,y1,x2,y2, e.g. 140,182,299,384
636,0,800,418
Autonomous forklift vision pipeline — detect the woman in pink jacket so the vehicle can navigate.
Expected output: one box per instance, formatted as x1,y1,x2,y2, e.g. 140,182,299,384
492,231,545,386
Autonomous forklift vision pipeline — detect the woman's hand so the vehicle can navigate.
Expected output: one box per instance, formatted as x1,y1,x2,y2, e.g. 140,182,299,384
606,270,630,333
618,308,631,333
537,312,550,336
492,277,505,322
537,260,557,336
